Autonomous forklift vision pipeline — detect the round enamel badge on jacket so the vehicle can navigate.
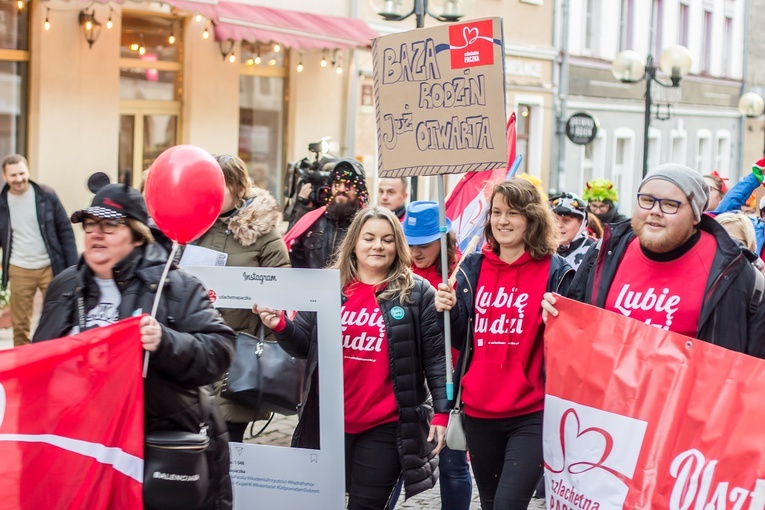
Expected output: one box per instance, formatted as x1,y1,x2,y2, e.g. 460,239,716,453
391,306,405,320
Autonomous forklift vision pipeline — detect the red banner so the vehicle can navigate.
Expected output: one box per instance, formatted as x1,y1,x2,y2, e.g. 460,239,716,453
544,297,765,510
0,318,144,510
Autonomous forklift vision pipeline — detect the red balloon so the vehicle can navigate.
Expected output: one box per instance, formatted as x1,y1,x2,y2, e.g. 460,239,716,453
144,145,225,245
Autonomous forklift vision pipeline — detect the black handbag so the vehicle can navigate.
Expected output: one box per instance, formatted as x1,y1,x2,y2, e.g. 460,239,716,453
143,388,214,510
221,325,306,416
143,431,211,510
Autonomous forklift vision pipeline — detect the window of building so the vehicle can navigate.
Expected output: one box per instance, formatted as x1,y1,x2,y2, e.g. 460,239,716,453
652,0,664,56
619,0,634,51
722,16,733,77
0,2,29,157
584,0,599,54
579,131,606,193
696,130,712,173
701,10,712,74
715,130,731,176
648,127,661,170
239,42,287,205
118,12,182,188
678,2,689,47
612,129,636,213
670,129,687,165
516,105,531,175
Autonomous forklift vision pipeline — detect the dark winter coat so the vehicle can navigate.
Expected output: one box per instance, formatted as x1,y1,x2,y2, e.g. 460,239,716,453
274,276,450,500
446,252,575,387
0,181,78,286
567,215,765,357
289,214,349,269
32,243,236,510
194,187,291,424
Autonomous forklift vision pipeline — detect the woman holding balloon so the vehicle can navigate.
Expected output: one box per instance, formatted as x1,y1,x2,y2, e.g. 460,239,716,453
33,148,237,510
195,154,291,442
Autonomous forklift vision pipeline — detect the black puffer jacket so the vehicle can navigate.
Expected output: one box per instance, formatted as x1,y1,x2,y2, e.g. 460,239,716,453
0,181,78,286
289,214,350,269
32,243,236,510
568,215,765,357
446,252,575,387
275,276,450,500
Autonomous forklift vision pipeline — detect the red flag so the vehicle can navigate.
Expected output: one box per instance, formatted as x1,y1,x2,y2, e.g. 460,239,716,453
283,205,327,251
544,298,765,509
444,113,517,251
0,317,144,510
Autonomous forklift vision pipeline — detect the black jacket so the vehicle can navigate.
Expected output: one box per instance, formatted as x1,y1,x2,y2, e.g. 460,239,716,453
0,181,77,286
275,276,450,500
32,243,236,510
446,252,575,388
568,215,765,357
289,214,349,269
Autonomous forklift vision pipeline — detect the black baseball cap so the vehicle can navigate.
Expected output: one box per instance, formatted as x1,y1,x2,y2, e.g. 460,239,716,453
71,184,149,225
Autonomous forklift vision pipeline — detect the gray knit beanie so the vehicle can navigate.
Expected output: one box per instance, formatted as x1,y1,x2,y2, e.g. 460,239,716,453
638,163,709,221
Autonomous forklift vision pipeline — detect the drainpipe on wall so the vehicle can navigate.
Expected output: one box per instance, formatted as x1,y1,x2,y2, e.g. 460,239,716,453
738,0,751,180
553,0,570,193
343,0,362,158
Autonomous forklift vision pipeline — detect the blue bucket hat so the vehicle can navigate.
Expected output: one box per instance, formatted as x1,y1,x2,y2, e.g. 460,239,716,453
403,201,452,246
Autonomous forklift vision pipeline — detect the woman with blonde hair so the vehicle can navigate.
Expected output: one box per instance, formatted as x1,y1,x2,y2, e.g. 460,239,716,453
435,178,574,509
716,211,757,251
195,154,291,442
254,206,449,509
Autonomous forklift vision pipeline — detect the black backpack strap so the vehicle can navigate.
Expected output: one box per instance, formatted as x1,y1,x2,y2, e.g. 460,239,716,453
750,268,765,314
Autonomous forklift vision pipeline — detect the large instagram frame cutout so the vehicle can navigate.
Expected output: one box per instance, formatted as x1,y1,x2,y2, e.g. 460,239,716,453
184,266,344,510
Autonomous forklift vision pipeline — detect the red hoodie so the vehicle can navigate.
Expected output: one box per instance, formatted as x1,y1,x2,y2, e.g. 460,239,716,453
461,247,550,419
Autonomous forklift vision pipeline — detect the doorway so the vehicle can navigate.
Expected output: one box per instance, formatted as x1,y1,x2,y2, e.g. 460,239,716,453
118,102,179,189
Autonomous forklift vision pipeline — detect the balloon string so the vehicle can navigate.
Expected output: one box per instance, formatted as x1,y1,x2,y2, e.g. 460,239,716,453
143,241,180,378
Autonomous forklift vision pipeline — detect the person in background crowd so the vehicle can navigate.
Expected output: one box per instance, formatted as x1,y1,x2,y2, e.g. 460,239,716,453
255,206,449,509
378,177,409,221
544,163,765,359
0,154,77,346
551,192,596,270
289,159,369,269
715,212,765,274
435,179,574,510
387,200,472,510
587,212,604,239
195,154,291,442
716,211,757,251
582,178,628,224
32,182,236,509
704,172,728,212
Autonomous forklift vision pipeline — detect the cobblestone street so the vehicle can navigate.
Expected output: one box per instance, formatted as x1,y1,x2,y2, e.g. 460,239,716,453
246,413,546,510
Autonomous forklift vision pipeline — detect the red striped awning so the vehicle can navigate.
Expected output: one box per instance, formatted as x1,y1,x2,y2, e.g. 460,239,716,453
163,1,378,50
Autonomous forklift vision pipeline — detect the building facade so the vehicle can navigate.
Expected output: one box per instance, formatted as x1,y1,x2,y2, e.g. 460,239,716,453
556,0,746,213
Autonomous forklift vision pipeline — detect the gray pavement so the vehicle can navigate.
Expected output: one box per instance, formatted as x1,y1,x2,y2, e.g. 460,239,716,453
246,413,546,509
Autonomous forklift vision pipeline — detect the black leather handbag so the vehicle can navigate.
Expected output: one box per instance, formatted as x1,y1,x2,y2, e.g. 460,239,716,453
143,431,211,510
221,325,306,416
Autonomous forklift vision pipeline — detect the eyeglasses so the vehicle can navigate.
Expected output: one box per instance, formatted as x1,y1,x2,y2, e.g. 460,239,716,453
636,194,689,215
82,218,127,234
588,203,609,213
708,186,721,194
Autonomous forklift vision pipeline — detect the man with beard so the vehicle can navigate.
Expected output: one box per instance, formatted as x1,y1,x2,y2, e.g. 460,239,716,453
288,159,369,268
543,164,765,357
583,178,628,224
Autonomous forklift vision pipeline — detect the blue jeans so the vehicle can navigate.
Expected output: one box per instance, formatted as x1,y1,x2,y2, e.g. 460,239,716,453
388,446,472,510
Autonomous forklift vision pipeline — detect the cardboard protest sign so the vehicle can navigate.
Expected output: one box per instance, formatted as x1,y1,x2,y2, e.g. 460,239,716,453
544,297,765,510
372,17,507,178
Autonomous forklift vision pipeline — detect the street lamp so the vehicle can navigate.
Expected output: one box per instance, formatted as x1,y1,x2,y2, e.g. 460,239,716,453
738,92,765,156
612,45,692,177
371,0,474,199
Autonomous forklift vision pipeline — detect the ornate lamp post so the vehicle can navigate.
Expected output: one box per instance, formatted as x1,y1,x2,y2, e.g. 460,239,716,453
611,45,692,177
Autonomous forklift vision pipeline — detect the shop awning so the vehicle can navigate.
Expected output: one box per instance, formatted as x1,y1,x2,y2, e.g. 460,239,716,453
163,1,378,50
